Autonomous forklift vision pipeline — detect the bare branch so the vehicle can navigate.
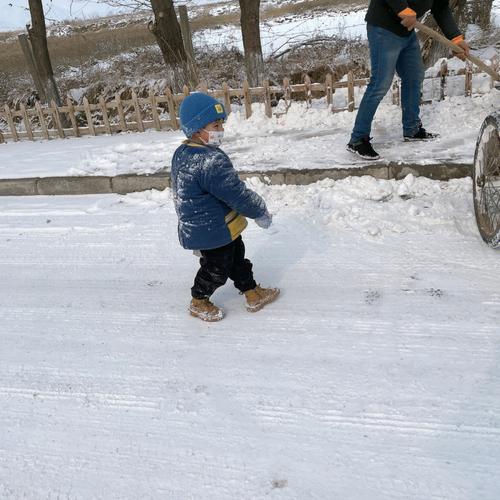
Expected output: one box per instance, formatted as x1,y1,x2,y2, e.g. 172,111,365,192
92,0,150,10
270,37,336,60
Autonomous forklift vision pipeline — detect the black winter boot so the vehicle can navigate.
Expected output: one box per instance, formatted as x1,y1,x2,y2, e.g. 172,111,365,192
404,127,439,141
346,137,380,160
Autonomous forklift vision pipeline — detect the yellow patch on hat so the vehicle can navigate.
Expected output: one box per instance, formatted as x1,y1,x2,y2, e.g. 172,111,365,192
214,104,224,113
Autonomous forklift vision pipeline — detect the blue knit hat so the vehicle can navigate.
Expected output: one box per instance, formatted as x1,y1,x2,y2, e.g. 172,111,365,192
179,92,227,137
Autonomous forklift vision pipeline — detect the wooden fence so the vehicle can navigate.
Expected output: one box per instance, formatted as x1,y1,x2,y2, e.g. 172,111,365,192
0,61,496,144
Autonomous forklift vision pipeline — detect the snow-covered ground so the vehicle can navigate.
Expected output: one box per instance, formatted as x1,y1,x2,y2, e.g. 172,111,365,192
0,91,498,179
196,8,368,56
1,77,499,498
1,175,500,498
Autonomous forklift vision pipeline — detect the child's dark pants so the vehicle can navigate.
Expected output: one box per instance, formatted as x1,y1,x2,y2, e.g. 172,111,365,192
191,236,256,299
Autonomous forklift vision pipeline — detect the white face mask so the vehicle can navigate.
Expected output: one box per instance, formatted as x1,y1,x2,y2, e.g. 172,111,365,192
203,129,224,147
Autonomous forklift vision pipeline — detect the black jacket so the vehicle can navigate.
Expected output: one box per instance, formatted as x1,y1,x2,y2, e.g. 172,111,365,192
365,0,462,39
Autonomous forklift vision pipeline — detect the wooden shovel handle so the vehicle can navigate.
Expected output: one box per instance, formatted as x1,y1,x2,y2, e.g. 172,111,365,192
415,21,500,81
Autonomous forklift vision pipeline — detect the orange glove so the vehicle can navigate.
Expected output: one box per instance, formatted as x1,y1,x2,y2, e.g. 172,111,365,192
399,7,417,31
452,35,470,60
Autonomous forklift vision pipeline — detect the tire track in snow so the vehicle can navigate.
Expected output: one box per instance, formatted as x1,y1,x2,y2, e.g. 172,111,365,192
0,386,161,411
255,404,500,438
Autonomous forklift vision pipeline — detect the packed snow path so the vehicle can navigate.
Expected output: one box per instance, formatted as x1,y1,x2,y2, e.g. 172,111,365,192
1,177,500,499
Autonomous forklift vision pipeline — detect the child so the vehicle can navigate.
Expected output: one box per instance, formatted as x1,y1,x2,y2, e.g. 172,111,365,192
171,92,280,322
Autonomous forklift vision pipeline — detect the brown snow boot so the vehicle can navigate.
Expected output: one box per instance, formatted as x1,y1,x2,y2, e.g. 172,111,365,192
244,285,280,313
189,298,224,322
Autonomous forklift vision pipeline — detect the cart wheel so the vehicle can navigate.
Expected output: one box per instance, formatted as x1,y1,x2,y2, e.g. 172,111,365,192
472,112,500,248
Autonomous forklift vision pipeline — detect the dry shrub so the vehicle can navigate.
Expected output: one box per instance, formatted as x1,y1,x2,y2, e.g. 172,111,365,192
196,47,246,89
269,36,369,84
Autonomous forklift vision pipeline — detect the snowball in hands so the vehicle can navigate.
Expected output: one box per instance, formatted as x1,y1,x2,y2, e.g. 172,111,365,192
255,212,272,229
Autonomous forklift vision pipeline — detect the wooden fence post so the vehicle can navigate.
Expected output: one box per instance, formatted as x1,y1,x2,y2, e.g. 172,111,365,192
283,77,291,112
66,96,79,137
149,90,161,131
183,85,190,98
4,104,19,142
440,60,448,101
263,80,272,118
115,93,127,132
35,101,50,140
325,73,333,107
83,97,96,136
465,62,473,97
304,75,312,105
491,56,499,89
0,130,4,144
223,82,231,114
166,88,179,130
20,103,34,141
347,71,355,112
50,100,65,138
99,96,112,134
131,91,144,132
243,80,252,119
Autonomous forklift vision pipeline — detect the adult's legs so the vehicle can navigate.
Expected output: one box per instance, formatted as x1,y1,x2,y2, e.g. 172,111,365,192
396,31,425,137
350,25,405,144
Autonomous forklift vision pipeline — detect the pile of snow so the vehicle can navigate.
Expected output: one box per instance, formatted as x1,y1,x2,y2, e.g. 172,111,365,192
125,174,475,240
423,49,499,98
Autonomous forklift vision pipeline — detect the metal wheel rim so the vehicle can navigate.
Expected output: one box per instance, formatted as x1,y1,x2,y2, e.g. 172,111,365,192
474,122,500,241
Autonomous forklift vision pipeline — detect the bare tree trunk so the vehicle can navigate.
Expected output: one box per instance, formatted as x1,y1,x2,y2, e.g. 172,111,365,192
27,0,62,105
468,0,494,30
239,0,265,86
420,0,468,68
148,0,197,91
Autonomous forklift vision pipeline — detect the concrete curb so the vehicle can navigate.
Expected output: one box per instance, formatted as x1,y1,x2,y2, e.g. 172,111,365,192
0,163,471,196
37,176,112,195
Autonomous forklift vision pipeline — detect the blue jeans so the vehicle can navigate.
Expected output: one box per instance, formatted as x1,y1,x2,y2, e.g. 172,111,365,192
350,24,425,143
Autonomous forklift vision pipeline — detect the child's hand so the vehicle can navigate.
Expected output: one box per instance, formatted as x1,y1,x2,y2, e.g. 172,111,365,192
255,211,272,229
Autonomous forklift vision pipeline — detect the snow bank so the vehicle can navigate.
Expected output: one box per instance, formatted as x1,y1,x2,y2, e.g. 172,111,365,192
124,174,475,240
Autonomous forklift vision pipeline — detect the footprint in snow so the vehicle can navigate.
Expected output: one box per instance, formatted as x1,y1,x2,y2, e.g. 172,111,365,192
271,479,288,490
364,290,381,305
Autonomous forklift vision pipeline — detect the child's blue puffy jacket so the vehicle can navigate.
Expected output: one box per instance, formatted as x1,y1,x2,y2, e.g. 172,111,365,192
171,141,267,250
